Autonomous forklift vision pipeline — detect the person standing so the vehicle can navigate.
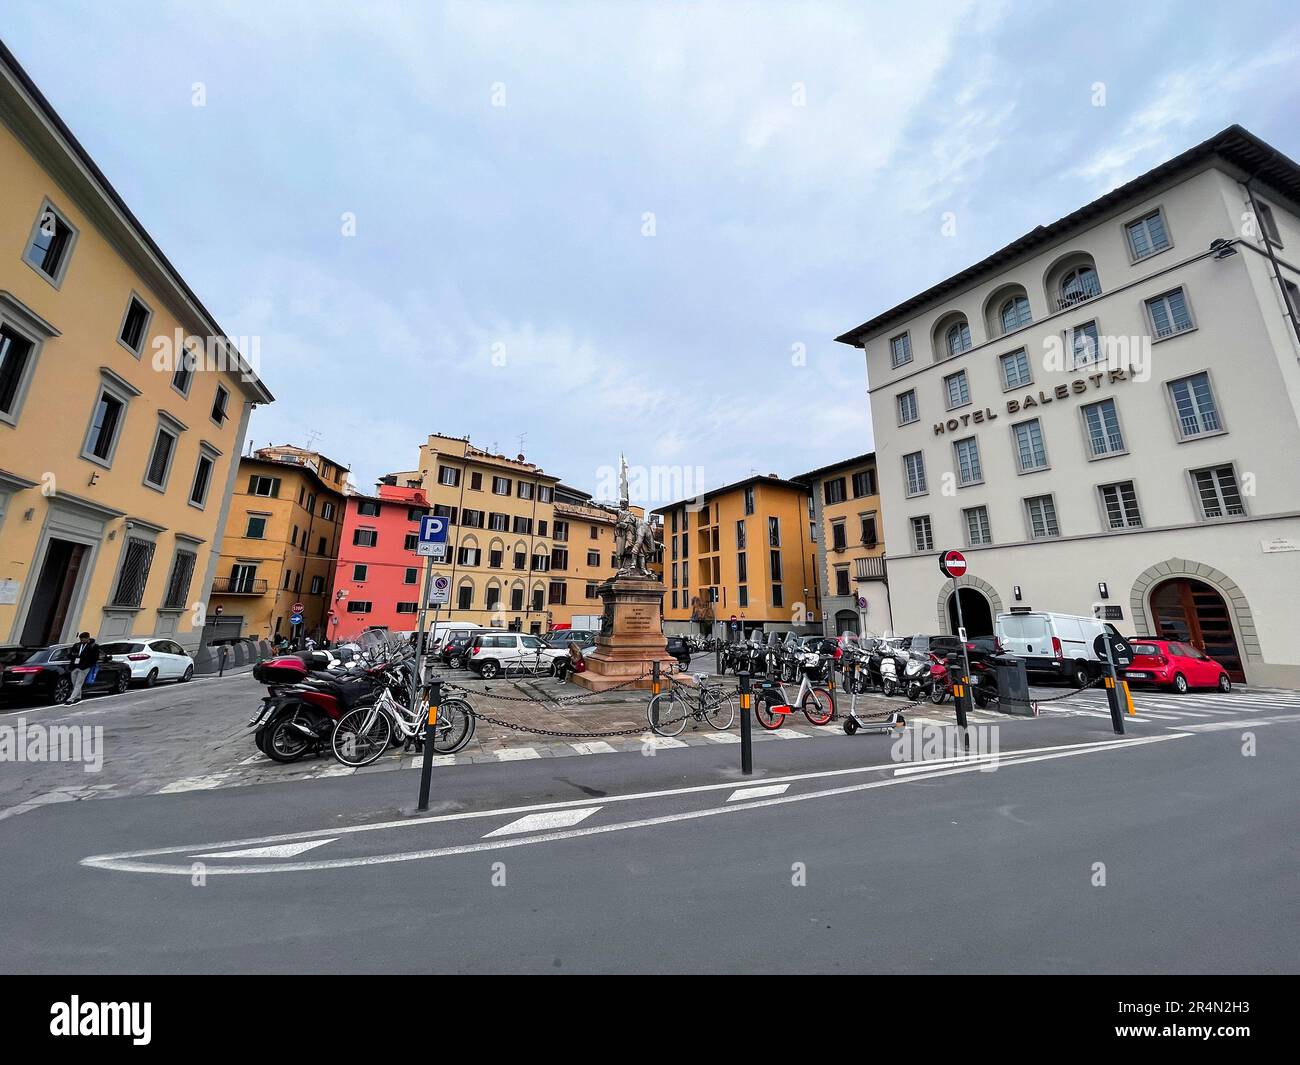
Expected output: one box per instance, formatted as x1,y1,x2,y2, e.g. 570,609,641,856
67,631,99,704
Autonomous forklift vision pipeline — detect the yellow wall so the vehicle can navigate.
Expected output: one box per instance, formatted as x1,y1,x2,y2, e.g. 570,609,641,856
0,113,262,650
817,459,884,594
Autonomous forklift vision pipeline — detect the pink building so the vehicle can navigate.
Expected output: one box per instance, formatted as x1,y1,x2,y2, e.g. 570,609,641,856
329,485,429,640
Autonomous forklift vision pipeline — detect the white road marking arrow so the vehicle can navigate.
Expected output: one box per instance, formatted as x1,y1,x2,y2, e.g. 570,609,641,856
193,838,338,859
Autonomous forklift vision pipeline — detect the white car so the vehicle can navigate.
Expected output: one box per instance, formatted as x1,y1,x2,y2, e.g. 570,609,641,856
466,632,567,678
100,639,195,686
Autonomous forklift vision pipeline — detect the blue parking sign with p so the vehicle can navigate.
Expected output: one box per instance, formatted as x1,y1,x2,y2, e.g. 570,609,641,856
419,516,448,544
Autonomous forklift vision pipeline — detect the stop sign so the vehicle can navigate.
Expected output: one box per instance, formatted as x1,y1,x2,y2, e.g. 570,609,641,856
939,549,968,578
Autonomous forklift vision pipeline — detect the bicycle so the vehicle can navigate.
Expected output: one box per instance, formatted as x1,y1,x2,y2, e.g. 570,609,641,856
752,655,835,729
332,680,476,767
647,673,737,737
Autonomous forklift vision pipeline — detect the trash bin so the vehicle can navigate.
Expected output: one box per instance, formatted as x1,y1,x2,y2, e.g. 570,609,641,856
992,654,1033,716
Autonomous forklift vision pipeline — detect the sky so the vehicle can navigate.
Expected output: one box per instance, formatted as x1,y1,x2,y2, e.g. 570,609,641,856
5,0,1299,503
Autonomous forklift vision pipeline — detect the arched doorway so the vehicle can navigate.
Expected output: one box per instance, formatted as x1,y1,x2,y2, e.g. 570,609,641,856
947,588,993,637
1150,578,1245,681
835,609,859,635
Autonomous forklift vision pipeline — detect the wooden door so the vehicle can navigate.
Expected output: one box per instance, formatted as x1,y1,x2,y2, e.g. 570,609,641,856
1151,579,1244,682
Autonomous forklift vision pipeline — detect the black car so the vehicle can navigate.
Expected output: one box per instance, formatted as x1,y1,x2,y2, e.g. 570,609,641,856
0,644,132,705
439,630,492,670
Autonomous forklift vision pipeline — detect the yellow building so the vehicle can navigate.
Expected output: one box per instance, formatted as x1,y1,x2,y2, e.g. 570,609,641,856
551,483,623,626
207,446,348,643
655,475,822,640
0,43,272,653
793,453,892,636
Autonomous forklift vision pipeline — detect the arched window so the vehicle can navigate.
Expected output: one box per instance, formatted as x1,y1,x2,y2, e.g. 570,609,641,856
1059,265,1101,306
945,320,972,357
1000,295,1032,332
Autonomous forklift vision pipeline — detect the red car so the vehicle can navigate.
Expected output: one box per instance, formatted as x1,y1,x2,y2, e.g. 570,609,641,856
1123,638,1232,693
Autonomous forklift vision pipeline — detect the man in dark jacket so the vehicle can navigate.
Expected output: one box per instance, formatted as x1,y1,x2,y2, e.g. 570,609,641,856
68,631,99,704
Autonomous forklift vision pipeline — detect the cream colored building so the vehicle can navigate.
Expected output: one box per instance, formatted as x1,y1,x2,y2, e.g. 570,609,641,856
0,43,271,653
837,125,1300,686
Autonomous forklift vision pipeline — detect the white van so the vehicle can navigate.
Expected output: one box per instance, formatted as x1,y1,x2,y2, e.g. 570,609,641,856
995,611,1123,687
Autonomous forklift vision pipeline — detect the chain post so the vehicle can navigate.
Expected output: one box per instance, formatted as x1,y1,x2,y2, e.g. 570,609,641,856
738,670,752,775
417,678,442,812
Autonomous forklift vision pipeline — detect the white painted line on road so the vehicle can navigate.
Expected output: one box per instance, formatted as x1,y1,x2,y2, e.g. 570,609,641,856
726,783,790,802
406,755,458,768
484,807,601,837
1172,713,1300,732
156,774,232,794
568,741,617,755
82,736,1192,868
494,748,541,761
698,732,740,743
313,765,356,778
84,734,1192,875
769,728,810,739
641,735,688,750
194,838,338,859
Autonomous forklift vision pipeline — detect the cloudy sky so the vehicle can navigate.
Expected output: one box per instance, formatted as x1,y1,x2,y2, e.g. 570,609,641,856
5,1,1298,501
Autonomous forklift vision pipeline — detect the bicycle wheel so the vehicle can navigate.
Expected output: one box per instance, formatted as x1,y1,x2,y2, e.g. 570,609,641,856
701,687,735,730
754,699,786,730
429,699,473,753
332,705,393,767
647,691,686,737
801,687,834,726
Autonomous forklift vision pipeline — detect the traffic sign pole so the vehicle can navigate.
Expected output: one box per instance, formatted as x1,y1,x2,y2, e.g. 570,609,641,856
939,550,972,735
409,553,435,714
1103,633,1125,736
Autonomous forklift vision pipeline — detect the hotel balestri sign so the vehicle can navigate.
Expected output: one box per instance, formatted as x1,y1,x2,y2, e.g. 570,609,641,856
933,366,1138,436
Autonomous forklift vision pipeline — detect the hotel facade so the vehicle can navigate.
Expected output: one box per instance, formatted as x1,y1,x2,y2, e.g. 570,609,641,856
837,126,1300,687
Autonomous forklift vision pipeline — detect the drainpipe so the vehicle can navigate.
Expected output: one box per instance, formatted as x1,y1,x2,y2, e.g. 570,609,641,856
1244,174,1300,347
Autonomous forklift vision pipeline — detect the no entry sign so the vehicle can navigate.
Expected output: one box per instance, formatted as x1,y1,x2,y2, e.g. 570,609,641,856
939,549,967,578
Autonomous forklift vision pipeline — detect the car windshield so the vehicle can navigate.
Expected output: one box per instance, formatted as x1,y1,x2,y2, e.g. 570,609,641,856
100,642,144,655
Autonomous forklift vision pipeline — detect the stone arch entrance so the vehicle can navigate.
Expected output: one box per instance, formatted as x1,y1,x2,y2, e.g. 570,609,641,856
935,575,1002,636
834,609,859,635
1130,559,1258,683
946,588,994,637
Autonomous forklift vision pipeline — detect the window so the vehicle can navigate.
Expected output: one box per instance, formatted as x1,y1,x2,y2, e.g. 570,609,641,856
532,554,550,572
465,471,481,490
211,385,229,425
1082,399,1125,456
1100,481,1142,529
189,450,216,507
944,320,972,357
111,537,156,608
1146,288,1193,338
944,369,970,409
489,549,503,569
438,465,461,487
852,469,876,497
517,481,534,500
460,509,484,529
512,516,533,535
250,476,282,498
1255,200,1282,246
554,520,569,542
828,520,845,551
485,586,502,609
245,516,267,539
119,296,151,355
1059,265,1101,306
736,520,746,549
1191,465,1246,519
514,551,526,570
890,332,912,368
321,501,335,521
897,389,919,425
458,585,474,610
771,584,783,608
590,525,600,539
736,553,748,582
356,499,379,516
538,485,552,502
23,200,77,285
586,550,600,567
458,546,482,566
903,451,927,496
1070,320,1100,366
532,588,545,612
1025,494,1060,538
1167,373,1222,438
551,547,568,570
0,324,36,420
964,505,992,546
1284,280,1300,341
911,515,933,552
1000,295,1032,333
346,600,372,614
1012,420,1049,472
860,513,878,545
352,564,368,582
586,582,599,599
770,549,782,580
768,517,780,546
548,581,567,605
744,487,755,515
140,423,178,490
488,512,508,532
162,549,197,609
396,602,418,614
953,437,983,485
229,564,257,593
835,568,851,596
738,586,748,608
824,477,846,505
171,346,197,395
84,386,127,464
404,533,418,551
317,537,326,555
310,575,324,595
1000,348,1032,390
353,528,378,547
492,476,511,495
1125,209,1170,259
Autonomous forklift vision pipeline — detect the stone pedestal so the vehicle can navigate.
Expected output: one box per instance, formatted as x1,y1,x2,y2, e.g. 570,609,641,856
569,575,677,692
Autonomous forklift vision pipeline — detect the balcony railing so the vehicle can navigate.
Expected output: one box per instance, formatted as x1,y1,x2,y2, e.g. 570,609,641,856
854,556,886,581
211,576,269,595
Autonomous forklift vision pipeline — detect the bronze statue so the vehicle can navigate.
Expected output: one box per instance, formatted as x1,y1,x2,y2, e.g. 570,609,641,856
613,454,656,578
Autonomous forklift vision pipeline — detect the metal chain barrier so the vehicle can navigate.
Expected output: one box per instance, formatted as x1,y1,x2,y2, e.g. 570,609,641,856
1025,673,1109,704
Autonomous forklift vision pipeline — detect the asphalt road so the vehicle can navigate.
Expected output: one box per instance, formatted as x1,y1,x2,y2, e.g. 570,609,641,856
2,703,1296,973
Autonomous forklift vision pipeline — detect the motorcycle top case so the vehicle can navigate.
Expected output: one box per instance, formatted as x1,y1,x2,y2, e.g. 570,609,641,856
252,655,309,686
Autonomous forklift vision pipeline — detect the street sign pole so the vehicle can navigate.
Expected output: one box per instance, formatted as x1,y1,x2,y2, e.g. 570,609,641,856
1103,633,1125,736
409,552,435,714
939,550,972,735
